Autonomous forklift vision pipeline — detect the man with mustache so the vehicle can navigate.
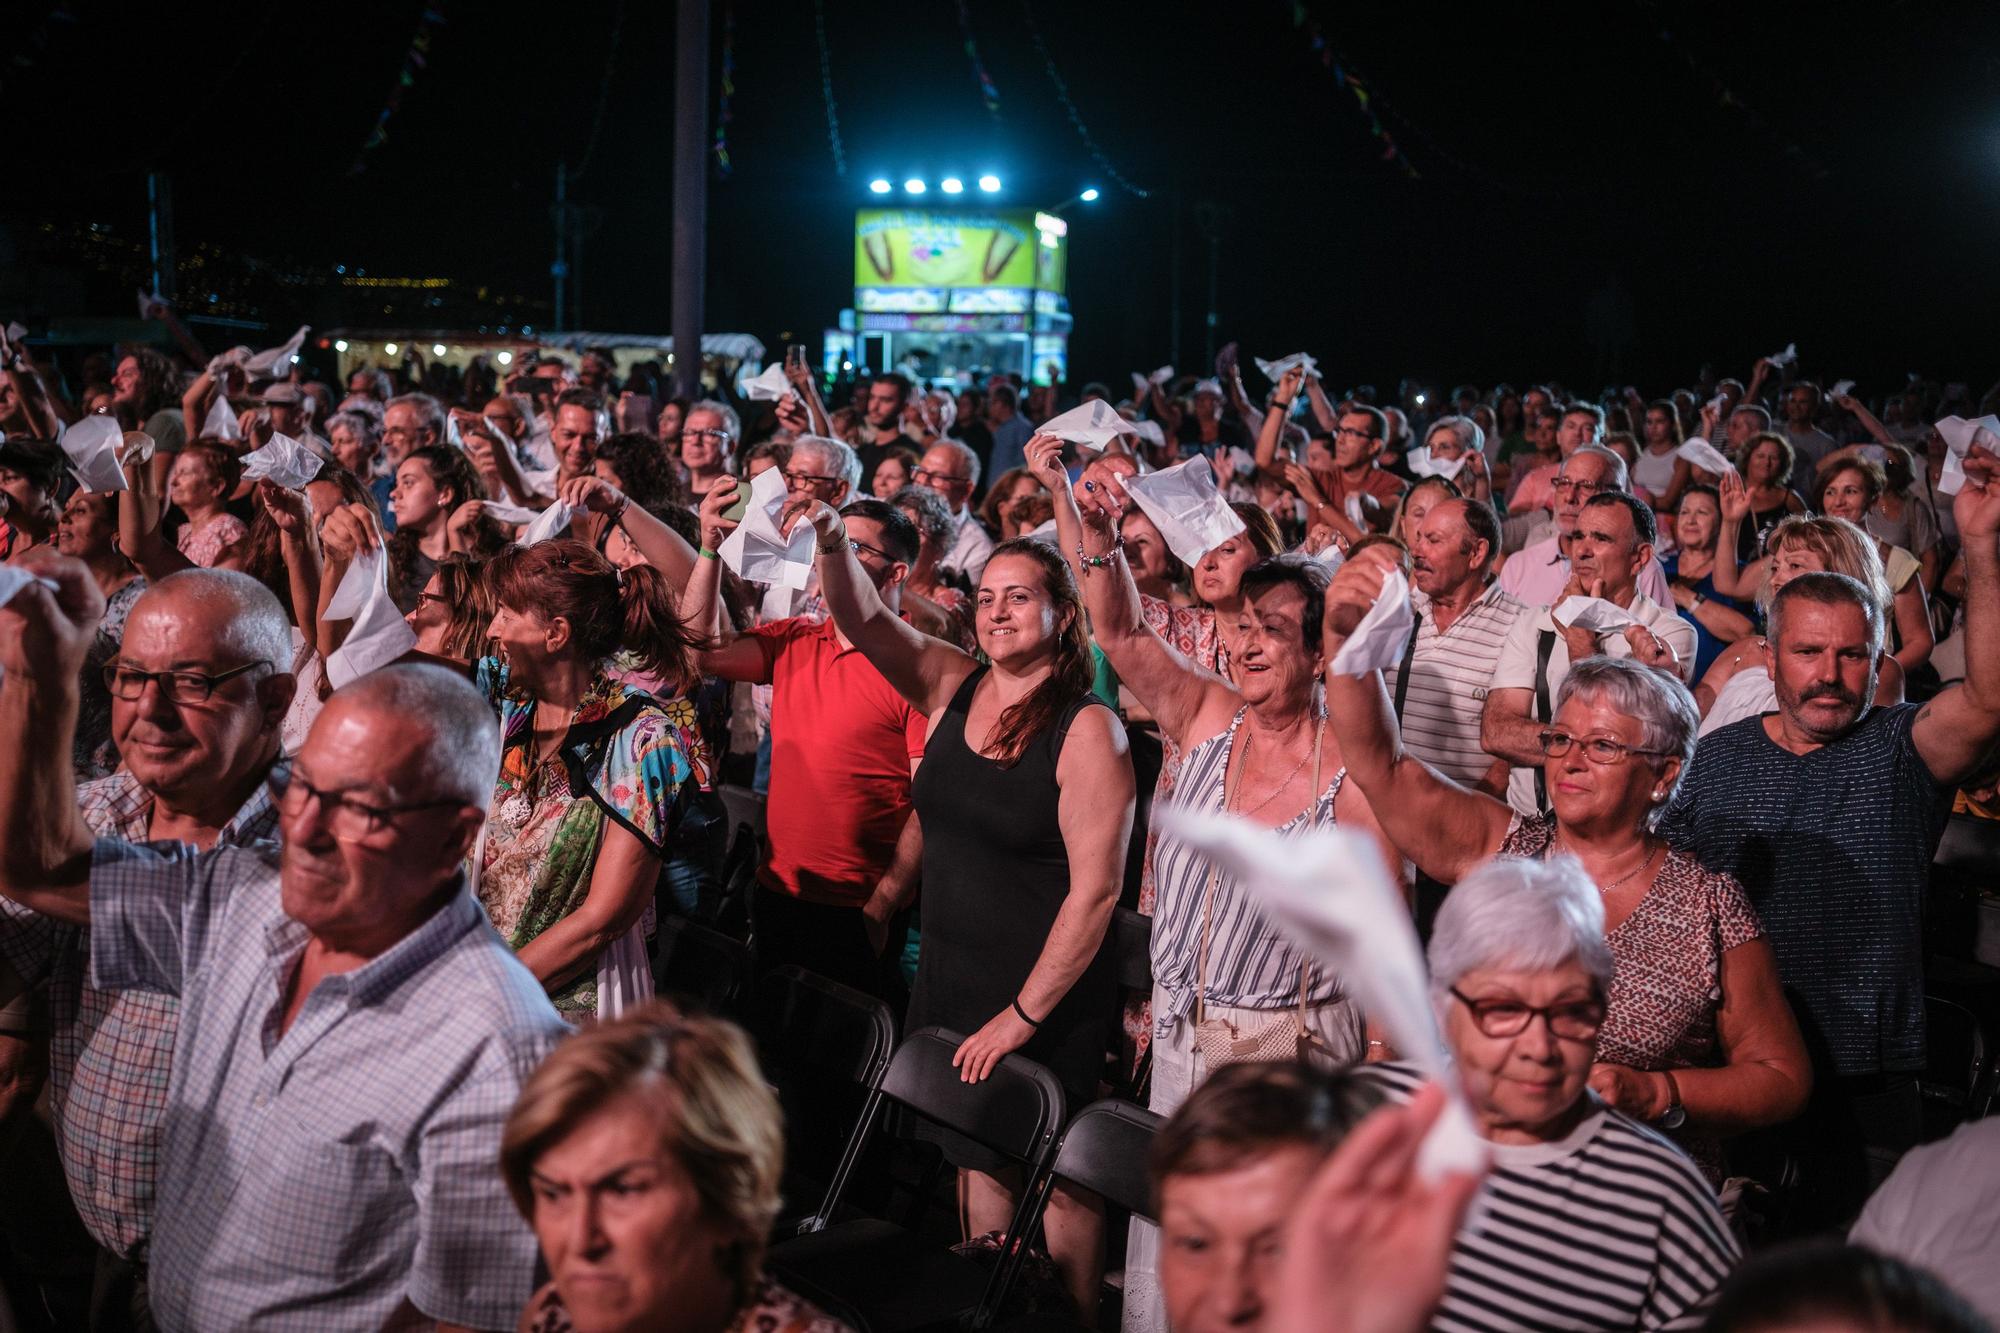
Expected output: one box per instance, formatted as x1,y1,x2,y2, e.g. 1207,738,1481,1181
1661,448,2000,1227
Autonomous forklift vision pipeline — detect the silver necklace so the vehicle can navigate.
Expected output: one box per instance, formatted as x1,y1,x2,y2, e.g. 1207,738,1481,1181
1231,729,1315,820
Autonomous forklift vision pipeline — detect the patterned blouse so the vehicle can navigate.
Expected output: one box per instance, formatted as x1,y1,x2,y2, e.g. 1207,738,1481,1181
175,513,247,568
521,1276,855,1333
474,659,711,1017
1502,812,1764,1184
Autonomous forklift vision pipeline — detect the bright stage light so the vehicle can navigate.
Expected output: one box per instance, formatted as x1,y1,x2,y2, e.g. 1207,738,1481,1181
496,350,513,366
904,178,927,195
432,344,447,357
383,342,399,356
334,339,349,352
978,174,1001,193
868,178,892,194
941,177,964,194
1080,188,1100,202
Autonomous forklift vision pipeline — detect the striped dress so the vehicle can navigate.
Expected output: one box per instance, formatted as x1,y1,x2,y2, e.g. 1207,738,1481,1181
1360,1063,1738,1331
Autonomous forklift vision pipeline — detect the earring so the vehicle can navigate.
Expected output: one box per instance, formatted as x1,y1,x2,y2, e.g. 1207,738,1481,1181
1651,789,1665,801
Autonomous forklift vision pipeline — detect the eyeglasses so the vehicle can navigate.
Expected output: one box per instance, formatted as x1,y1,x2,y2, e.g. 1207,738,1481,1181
103,659,271,704
684,428,734,443
1449,986,1605,1040
265,764,466,842
1536,729,1673,765
782,468,842,488
911,467,968,485
847,538,896,563
413,591,451,610
1550,477,1609,497
1333,426,1380,441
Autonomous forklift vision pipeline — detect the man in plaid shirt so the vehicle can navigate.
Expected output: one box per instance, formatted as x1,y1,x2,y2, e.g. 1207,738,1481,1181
0,570,288,1330
0,555,570,1332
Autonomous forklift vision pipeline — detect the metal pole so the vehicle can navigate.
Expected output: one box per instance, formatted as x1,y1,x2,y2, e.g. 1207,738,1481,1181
552,161,569,329
670,0,711,400
147,172,176,302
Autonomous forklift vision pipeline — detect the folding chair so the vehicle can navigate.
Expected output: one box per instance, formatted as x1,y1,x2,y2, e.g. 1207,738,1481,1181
706,820,761,942
767,1027,1067,1333
653,913,754,1016
981,1098,1163,1328
1921,994,1994,1139
1110,907,1155,1099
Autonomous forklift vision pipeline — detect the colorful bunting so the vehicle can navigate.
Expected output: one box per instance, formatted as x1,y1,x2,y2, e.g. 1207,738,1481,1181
349,6,446,176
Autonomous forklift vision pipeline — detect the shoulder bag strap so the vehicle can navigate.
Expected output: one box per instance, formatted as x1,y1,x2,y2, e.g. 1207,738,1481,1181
1533,628,1556,814
1391,611,1423,722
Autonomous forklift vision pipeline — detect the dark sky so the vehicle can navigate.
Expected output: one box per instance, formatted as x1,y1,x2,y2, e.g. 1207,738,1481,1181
6,0,1999,394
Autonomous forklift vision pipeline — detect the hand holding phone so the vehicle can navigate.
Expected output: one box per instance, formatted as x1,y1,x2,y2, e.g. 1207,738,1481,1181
720,479,752,524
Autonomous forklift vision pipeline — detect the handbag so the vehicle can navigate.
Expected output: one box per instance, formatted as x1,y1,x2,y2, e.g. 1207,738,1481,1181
1191,717,1337,1068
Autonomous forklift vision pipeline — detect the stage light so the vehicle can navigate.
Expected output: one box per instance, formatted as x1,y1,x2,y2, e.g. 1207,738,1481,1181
1415,392,1427,406
432,344,447,357
903,178,927,195
941,177,964,194
383,342,399,356
1080,187,1100,202
496,350,513,366
868,178,892,194
978,174,1001,193
334,339,349,352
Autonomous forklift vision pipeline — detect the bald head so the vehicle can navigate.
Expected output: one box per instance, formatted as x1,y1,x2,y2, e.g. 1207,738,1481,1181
326,663,501,807
142,568,293,671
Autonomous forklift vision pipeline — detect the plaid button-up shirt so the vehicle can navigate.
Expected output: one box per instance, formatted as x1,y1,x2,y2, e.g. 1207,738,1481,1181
89,836,570,1332
0,771,278,1260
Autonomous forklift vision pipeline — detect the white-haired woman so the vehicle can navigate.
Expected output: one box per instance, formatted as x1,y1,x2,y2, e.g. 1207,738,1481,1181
1361,856,1740,1329
1419,415,1493,505
1324,546,1811,1184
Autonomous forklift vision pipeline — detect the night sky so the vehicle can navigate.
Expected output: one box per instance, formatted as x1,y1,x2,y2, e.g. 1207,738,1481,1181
5,0,1998,394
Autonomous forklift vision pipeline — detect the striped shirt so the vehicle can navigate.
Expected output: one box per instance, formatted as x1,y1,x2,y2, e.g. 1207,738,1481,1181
89,838,570,1331
1360,1063,1738,1331
1383,582,1524,787
1659,704,1948,1076
0,770,278,1259
1151,709,1346,1035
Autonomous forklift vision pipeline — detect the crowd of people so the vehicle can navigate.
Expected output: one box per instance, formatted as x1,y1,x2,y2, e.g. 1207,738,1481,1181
0,318,1997,1333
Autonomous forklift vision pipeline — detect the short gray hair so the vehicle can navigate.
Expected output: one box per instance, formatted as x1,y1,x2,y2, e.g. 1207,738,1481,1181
326,410,381,453
931,436,981,489
1768,571,1886,660
1425,415,1485,458
385,392,445,441
1555,657,1698,819
791,434,861,493
328,664,501,808
687,397,741,442
891,483,955,546
142,569,293,671
1427,855,1613,1002
1563,443,1629,494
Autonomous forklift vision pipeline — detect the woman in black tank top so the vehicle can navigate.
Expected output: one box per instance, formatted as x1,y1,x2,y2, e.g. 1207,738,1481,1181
804,503,1135,1316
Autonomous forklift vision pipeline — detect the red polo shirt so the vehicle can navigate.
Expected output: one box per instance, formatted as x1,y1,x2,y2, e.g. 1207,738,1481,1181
747,616,930,907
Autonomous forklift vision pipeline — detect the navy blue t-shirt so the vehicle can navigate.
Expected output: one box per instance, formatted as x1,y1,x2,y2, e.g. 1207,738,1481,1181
1658,703,1949,1077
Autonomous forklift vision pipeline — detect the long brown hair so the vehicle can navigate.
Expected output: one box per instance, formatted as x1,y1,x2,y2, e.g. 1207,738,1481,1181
979,537,1094,768
487,538,698,687
387,445,506,595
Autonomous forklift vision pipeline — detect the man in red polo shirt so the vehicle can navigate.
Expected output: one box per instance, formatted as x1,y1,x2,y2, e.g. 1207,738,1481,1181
686,488,927,999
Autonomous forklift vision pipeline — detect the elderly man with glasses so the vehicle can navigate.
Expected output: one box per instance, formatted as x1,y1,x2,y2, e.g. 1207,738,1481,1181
913,438,992,583
0,551,566,1332
1498,444,1674,608
678,398,740,502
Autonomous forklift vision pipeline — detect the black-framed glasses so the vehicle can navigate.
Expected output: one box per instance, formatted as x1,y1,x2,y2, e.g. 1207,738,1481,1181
103,659,271,704
1449,986,1605,1041
847,538,896,563
413,591,451,611
1333,426,1380,441
265,764,466,842
911,466,969,485
1550,477,1609,496
782,468,842,488
684,428,734,443
1536,729,1673,765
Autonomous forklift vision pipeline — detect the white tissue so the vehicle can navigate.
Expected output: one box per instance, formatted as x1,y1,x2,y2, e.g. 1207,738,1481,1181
58,415,130,493
1120,456,1247,566
1675,437,1735,476
480,500,541,526
518,500,578,546
3,321,24,344
1148,365,1174,385
1405,446,1466,482
1857,444,1887,463
1040,400,1142,450
241,433,324,489
205,346,252,375
1129,372,1149,399
0,566,60,610
1935,415,2000,496
1766,342,1798,369
740,363,794,402
242,325,309,378
1191,377,1223,399
1330,568,1415,676
117,431,155,470
1705,393,1727,415
1254,351,1321,384
717,464,814,589
1552,596,1638,634
1156,806,1489,1182
1829,379,1855,399
202,392,243,442
324,546,417,688
136,289,166,318
1128,419,1166,450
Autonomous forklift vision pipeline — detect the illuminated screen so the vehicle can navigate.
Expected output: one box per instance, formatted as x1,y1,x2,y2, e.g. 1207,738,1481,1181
855,210,1066,293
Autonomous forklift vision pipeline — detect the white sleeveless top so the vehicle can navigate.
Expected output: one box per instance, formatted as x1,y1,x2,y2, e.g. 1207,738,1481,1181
1700,664,1776,737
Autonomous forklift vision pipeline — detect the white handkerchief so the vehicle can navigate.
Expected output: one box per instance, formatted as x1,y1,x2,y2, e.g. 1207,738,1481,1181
1676,437,1735,475
480,500,541,526
717,465,814,589
1147,365,1174,385
324,547,417,688
1330,568,1415,676
59,415,129,493
740,363,793,401
118,431,156,469
1155,806,1488,1183
1767,341,1798,368
1552,595,1637,634
1857,444,1887,463
1705,393,1727,415
1829,379,1856,399
0,565,60,610
1311,542,1346,574
136,289,166,318
1128,419,1165,450
1253,351,1321,383
519,500,578,546
1040,400,1139,449
1935,415,2000,496
1405,446,1466,482
1121,456,1247,566
1191,377,1223,398
1129,371,1149,399
243,325,309,378
205,346,251,375
1226,445,1257,476
202,392,243,441
4,321,24,344
241,433,324,489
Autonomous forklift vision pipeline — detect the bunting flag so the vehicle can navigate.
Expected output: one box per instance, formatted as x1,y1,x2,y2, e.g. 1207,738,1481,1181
957,0,1002,120
1022,0,1150,197
349,6,446,176
1288,3,1419,180
814,0,846,175
712,0,736,175
1651,24,1830,180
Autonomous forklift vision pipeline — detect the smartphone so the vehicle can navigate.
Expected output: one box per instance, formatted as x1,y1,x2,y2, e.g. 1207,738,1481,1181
619,393,657,433
721,479,752,523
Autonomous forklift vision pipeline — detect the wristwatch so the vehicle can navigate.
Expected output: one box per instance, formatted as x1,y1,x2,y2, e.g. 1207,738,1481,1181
1657,1069,1687,1130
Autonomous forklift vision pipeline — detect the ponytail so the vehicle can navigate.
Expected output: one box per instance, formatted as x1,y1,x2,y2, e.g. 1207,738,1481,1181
616,562,698,687
488,538,697,686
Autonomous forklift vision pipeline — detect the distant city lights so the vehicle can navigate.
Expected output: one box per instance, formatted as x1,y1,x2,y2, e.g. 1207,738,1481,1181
868,178,892,194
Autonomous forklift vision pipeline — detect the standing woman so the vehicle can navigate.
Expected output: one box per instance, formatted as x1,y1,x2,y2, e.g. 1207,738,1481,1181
56,489,145,778
387,443,507,613
1729,432,1807,563
807,500,1134,1317
476,538,711,1021
168,442,247,567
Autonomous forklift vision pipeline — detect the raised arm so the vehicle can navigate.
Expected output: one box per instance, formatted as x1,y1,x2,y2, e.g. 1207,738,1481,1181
116,448,194,584
1,332,66,435
456,411,541,508
783,360,833,437
559,476,697,592
1320,552,1512,885
807,500,975,716
245,481,324,655
0,552,104,925
685,476,773,683
1709,470,1760,601
1912,445,2000,782
1253,365,1308,475
1032,433,1227,747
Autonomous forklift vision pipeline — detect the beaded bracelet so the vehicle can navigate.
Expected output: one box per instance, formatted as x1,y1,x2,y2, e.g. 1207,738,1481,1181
1077,540,1123,570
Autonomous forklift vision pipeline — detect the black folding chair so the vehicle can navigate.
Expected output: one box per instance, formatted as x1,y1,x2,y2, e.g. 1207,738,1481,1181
982,1098,1163,1328
707,820,761,942
749,966,898,1234
767,1026,1067,1333
1921,994,1994,1139
653,914,754,1016
1110,907,1154,1098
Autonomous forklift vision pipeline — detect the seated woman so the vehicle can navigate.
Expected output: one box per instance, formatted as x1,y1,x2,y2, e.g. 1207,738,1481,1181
1816,456,1934,674
1661,484,1754,678
1698,510,1906,733
869,443,921,500
1388,474,1462,551
1416,415,1493,505
388,443,508,614
977,465,1047,541
476,538,710,1021
1359,856,1741,1328
1725,431,1807,564
404,550,497,669
169,441,248,567
1322,548,1811,1185
501,1000,855,1333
